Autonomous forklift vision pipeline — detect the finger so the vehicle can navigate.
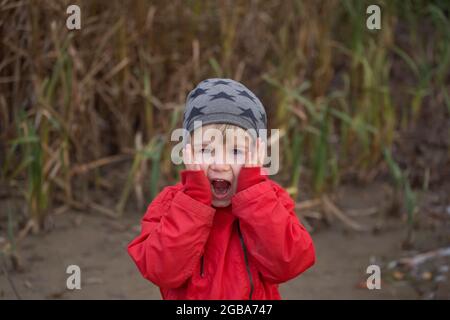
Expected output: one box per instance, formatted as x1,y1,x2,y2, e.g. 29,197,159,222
258,139,266,166
190,145,203,170
182,145,187,165
191,145,201,166
252,138,260,166
192,152,200,169
184,144,193,166
254,139,261,165
245,150,253,167
184,144,190,165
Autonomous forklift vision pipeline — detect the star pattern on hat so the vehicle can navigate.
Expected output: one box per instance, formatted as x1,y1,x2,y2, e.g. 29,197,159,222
185,105,207,126
189,87,208,100
238,107,258,128
209,91,236,102
212,80,230,86
236,89,256,104
259,111,266,125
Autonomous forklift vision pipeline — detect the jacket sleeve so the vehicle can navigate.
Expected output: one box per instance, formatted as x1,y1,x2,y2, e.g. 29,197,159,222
232,167,315,284
127,170,215,289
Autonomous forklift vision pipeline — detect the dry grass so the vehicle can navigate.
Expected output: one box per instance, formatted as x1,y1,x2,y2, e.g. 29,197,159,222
0,0,449,230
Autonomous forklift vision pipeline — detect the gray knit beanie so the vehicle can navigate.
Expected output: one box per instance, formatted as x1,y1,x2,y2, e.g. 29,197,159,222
182,78,267,140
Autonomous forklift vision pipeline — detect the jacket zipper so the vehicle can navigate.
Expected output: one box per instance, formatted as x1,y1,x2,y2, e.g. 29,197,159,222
237,222,254,300
200,255,204,277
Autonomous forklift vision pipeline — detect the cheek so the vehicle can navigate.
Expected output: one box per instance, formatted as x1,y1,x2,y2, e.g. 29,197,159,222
230,165,243,188
200,164,209,175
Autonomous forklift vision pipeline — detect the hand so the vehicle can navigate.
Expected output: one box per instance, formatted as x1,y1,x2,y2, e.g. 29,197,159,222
182,143,201,171
244,138,266,168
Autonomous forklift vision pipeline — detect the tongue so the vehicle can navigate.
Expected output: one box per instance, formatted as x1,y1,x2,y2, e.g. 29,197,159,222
212,180,230,195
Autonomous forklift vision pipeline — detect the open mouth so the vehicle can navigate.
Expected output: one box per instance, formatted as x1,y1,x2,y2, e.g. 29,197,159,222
210,179,232,200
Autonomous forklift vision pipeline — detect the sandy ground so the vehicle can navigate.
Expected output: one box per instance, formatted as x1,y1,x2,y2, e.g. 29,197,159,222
1,183,449,300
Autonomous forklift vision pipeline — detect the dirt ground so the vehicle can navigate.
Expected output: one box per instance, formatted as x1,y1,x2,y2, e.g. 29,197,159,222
1,182,449,300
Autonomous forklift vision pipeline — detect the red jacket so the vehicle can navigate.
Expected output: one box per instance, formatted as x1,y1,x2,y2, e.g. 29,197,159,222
127,167,315,299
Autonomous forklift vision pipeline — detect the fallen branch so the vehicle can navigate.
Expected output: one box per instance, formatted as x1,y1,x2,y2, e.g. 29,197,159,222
295,199,322,211
346,207,378,217
296,211,314,232
54,193,118,219
69,154,131,176
18,219,38,240
393,247,450,269
87,201,118,219
322,195,369,232
301,211,323,219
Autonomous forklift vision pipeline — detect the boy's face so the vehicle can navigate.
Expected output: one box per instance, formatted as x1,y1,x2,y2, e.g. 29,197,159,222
191,126,253,207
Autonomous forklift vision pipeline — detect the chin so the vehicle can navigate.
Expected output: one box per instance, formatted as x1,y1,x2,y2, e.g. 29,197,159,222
212,199,231,207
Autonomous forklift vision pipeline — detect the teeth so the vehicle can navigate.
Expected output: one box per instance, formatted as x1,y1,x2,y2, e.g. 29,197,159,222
211,179,230,195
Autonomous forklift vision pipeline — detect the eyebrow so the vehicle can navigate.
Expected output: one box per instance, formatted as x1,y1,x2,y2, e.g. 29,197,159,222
193,142,213,147
193,142,249,150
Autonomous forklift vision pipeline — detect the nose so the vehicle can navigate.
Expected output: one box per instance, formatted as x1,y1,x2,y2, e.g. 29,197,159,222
209,162,231,172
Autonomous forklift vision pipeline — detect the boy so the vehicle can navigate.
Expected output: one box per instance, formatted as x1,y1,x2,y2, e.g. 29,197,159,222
127,78,315,299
